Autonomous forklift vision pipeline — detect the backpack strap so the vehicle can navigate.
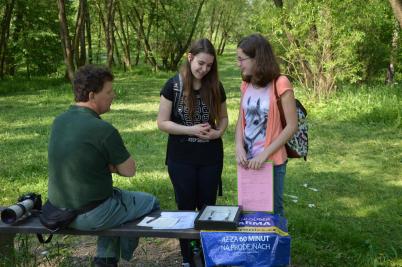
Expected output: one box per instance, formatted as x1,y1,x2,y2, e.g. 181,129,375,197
172,74,183,118
273,76,287,129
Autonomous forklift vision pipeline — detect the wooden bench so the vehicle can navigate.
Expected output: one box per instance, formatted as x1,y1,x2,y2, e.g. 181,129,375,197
0,208,200,265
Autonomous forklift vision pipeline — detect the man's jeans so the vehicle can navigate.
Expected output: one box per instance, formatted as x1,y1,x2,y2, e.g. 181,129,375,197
70,188,159,261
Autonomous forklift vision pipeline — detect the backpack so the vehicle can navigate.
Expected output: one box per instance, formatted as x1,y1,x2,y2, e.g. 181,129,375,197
273,77,308,160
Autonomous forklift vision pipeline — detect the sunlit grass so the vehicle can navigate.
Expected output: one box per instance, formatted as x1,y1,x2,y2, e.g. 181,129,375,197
0,49,401,266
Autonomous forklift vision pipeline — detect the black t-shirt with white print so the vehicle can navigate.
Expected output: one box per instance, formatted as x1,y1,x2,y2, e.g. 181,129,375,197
160,74,226,165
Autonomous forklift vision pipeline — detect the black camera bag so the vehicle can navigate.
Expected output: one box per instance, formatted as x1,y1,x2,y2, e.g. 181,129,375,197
39,200,78,232
37,199,105,244
39,198,106,232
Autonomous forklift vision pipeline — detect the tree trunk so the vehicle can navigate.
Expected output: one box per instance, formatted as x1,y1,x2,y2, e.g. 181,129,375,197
213,10,223,46
389,0,402,28
74,0,86,67
386,19,399,84
129,7,158,69
135,37,140,66
0,0,16,79
112,28,121,67
85,0,93,64
218,31,227,55
9,0,23,75
209,5,216,41
273,0,284,8
114,26,125,70
117,2,131,70
79,23,86,66
57,0,75,82
171,0,206,70
105,0,115,68
96,8,103,63
95,0,106,63
388,1,401,85
217,5,233,55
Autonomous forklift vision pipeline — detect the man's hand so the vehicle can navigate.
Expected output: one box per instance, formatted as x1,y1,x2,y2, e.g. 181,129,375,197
114,157,136,177
109,164,117,173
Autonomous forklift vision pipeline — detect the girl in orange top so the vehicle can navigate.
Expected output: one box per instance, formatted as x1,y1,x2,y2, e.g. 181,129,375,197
235,34,298,216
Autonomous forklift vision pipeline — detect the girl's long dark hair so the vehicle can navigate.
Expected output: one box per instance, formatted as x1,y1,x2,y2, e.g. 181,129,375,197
238,34,281,87
180,38,221,127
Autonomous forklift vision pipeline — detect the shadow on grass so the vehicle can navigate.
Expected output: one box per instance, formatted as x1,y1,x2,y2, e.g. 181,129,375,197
288,169,401,266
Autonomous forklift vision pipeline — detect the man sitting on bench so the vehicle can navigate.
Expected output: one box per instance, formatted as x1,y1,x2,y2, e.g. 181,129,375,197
46,65,159,267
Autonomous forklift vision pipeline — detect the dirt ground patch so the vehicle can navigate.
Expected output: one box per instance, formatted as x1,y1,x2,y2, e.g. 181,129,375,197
36,236,182,266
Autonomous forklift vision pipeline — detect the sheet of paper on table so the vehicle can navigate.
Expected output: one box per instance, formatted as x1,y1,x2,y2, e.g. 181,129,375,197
137,216,179,228
137,211,198,229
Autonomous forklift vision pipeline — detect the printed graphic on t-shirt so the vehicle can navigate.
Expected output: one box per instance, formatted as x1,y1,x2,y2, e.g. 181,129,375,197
243,87,269,159
177,94,210,143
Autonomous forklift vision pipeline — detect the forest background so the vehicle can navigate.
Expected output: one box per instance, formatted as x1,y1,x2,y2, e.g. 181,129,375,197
0,0,401,266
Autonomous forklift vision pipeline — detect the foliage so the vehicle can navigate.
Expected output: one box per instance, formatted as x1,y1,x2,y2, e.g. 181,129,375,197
5,0,62,76
109,0,206,71
246,0,397,97
0,49,401,266
198,0,250,54
1,0,400,92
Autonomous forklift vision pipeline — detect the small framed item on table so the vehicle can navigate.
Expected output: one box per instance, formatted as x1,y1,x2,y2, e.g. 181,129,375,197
194,205,241,231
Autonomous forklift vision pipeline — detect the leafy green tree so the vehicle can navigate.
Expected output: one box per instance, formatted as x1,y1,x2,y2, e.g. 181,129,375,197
0,0,15,78
121,0,205,71
200,0,249,55
156,0,206,70
1,0,62,77
246,0,396,97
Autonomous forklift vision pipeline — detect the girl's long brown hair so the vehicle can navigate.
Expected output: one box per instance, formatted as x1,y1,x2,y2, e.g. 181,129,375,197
180,38,221,128
237,34,281,87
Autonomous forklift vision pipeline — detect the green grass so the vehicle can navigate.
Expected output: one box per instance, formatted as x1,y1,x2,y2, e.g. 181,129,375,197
0,49,401,266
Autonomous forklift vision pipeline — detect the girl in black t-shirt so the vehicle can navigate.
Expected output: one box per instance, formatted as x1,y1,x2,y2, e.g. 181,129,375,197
157,38,228,267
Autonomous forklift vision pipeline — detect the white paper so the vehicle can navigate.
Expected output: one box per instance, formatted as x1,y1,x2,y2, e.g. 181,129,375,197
137,216,179,228
160,211,198,229
136,212,198,229
147,217,179,229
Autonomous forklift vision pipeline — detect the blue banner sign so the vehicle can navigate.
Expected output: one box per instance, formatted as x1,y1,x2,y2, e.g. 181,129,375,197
200,212,291,267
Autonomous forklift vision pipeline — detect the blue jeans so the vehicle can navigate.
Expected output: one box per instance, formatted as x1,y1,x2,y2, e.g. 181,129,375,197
69,188,159,261
274,162,287,216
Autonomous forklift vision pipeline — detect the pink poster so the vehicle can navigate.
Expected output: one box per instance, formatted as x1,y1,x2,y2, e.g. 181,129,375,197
237,162,274,212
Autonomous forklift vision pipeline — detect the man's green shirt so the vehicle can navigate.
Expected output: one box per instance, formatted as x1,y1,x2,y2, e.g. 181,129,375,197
48,105,130,209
